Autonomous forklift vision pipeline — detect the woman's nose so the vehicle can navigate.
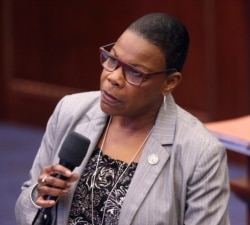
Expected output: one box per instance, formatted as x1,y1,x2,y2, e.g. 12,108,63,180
107,66,125,87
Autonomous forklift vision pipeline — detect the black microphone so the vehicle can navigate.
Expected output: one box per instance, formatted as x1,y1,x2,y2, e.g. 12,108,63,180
32,131,90,225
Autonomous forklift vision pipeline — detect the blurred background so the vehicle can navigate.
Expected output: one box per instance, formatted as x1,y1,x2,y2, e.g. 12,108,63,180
1,0,250,126
0,0,249,224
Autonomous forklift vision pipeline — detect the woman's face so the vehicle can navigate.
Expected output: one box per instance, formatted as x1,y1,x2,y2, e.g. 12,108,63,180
100,30,173,119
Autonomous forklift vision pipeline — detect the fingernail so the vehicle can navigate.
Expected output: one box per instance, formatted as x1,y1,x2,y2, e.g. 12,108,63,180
65,170,72,176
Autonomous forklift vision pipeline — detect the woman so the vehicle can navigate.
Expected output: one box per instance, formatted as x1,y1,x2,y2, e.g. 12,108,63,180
15,12,230,225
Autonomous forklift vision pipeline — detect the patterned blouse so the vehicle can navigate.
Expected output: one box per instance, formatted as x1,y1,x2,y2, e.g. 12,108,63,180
68,148,138,225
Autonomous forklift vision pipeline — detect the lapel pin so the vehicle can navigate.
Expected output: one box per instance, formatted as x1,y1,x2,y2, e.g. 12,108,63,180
148,154,159,165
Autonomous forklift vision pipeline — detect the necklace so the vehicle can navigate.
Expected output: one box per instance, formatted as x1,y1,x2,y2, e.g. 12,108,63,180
90,116,152,225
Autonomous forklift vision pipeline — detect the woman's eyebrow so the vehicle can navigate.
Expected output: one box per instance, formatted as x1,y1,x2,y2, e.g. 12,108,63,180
110,47,152,72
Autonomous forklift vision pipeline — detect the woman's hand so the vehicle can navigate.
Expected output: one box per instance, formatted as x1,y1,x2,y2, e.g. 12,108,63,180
35,164,79,208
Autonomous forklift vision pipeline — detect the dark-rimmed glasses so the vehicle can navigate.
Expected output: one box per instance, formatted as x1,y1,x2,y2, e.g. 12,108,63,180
99,43,177,86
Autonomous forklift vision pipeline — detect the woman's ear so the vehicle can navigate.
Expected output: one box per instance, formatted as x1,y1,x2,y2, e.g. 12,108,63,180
162,72,182,96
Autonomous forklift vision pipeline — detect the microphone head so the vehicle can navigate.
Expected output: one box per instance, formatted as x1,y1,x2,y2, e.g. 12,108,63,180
58,131,90,167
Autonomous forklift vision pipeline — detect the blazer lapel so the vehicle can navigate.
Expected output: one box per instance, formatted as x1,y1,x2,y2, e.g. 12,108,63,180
57,104,109,225
118,138,171,225
119,94,177,225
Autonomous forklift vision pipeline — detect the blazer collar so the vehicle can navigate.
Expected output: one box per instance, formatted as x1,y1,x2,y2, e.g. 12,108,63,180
152,94,177,145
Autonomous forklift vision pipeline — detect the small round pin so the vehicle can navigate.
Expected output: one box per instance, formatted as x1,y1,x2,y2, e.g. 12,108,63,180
148,154,159,165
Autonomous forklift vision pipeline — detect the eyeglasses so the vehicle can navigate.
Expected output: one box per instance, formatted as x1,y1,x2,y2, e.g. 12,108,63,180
99,43,177,86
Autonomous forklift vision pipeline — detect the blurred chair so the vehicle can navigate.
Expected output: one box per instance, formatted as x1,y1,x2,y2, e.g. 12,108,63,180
206,115,250,225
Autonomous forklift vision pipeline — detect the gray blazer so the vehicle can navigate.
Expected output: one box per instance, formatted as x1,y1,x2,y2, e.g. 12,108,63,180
15,91,230,225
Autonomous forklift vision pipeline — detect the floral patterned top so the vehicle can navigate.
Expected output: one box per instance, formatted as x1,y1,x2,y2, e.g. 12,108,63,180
68,148,138,225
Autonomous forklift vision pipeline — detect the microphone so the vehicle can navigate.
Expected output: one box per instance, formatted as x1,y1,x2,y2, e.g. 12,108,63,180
32,131,90,225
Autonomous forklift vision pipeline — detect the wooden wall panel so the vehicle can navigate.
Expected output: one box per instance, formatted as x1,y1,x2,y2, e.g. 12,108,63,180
1,0,10,120
215,0,250,119
0,0,249,127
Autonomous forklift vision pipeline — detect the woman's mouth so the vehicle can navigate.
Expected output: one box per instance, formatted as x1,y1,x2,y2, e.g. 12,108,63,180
101,91,122,105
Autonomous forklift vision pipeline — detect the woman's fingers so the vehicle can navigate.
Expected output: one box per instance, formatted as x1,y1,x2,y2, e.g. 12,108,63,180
35,164,79,208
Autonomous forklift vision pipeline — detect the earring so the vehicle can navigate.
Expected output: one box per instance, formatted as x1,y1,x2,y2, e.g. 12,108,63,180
162,91,167,96
162,88,171,96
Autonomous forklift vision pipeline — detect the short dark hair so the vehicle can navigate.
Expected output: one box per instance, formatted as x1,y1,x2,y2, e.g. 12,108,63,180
128,12,190,72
